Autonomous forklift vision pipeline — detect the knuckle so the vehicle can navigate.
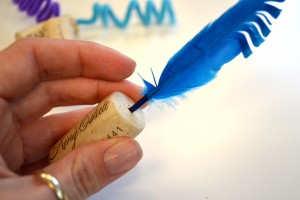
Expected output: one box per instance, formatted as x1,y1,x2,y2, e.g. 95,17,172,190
70,153,103,198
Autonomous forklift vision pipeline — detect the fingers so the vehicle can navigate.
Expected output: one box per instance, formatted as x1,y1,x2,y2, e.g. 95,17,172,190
0,38,136,100
18,79,142,165
0,98,24,171
21,107,93,165
6,138,143,200
0,175,58,200
12,78,143,122
46,137,143,200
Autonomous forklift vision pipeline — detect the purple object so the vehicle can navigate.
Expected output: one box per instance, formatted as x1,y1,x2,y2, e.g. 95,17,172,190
12,0,60,22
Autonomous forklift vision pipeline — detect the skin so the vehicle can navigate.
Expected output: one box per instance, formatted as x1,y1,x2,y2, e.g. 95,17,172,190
0,38,144,199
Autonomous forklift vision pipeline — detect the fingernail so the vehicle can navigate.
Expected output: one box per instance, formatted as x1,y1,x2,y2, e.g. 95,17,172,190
104,139,143,175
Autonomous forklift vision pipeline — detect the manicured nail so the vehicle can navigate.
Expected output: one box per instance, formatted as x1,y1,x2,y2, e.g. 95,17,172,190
104,139,143,175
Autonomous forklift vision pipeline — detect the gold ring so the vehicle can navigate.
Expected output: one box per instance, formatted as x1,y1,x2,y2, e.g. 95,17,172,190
37,171,69,200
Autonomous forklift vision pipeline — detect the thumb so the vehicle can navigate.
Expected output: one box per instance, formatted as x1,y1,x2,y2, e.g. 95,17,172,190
45,137,143,200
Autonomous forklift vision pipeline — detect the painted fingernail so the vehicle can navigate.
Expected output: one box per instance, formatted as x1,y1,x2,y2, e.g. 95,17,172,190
104,139,143,175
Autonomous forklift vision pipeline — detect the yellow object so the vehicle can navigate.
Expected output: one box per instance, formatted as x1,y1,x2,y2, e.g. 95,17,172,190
49,92,145,163
37,171,69,200
15,16,78,40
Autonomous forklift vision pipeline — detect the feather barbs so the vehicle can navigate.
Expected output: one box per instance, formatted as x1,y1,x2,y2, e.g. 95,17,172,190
129,0,285,113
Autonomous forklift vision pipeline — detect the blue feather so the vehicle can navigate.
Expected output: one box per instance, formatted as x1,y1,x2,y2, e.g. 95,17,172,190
129,0,285,112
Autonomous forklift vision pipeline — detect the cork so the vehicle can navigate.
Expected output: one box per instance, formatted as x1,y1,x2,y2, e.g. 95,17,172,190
15,15,78,40
49,92,145,163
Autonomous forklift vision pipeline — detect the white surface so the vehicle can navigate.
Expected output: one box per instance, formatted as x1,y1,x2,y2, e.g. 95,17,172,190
1,0,300,200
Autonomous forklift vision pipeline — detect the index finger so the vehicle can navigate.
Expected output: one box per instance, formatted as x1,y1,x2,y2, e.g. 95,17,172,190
0,38,136,100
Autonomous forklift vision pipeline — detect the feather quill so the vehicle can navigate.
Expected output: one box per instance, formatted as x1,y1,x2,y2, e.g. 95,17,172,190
129,0,285,112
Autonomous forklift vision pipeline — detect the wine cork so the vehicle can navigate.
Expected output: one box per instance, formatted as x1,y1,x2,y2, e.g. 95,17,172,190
42,16,78,39
15,15,78,40
15,23,44,40
49,92,145,163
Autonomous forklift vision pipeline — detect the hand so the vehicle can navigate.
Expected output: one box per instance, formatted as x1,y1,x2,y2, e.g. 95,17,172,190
0,38,143,200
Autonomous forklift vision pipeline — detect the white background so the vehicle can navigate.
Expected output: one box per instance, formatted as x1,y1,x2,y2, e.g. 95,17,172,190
1,0,300,200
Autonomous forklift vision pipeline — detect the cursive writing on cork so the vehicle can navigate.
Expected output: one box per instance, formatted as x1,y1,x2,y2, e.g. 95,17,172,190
49,100,110,161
